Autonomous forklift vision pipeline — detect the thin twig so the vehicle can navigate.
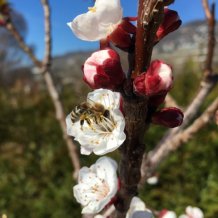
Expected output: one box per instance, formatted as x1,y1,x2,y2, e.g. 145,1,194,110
140,96,218,184
151,0,217,147
6,22,42,68
40,0,80,178
5,0,81,178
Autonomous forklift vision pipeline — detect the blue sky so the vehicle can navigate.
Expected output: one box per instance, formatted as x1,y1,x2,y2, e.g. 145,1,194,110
9,0,217,59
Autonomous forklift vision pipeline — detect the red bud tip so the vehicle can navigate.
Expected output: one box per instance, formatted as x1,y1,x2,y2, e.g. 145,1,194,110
152,107,184,128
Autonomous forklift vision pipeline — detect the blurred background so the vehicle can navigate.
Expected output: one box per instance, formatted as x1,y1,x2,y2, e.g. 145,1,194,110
0,0,218,217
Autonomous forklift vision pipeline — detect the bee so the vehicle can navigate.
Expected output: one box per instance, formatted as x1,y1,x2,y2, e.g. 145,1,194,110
70,99,110,130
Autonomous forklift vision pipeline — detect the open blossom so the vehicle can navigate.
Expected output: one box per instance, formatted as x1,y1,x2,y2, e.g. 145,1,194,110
133,60,173,97
126,197,154,218
179,206,204,218
73,157,118,214
67,0,136,49
83,48,125,90
67,0,122,41
66,89,126,155
159,210,177,218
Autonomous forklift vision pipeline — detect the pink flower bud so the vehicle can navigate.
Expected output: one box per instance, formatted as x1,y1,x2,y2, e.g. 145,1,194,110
156,8,182,42
83,48,125,90
133,60,173,96
152,107,184,128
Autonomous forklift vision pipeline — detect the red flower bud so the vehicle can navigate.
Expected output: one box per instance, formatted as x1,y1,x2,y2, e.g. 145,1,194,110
83,48,125,90
156,8,182,42
108,17,136,50
152,107,183,128
133,60,173,96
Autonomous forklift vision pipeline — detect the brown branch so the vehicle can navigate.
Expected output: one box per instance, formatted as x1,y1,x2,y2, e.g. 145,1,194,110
40,0,80,178
140,96,218,184
152,0,217,147
5,23,42,68
134,0,164,76
202,0,216,76
114,2,165,217
41,0,52,69
5,0,81,178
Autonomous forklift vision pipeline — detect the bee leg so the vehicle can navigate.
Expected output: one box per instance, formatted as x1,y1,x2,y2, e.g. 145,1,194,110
86,118,94,130
80,119,84,130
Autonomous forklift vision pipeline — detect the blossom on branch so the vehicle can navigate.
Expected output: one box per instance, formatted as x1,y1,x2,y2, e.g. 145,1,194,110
66,89,126,155
126,197,154,218
133,60,173,97
67,0,136,49
179,206,204,218
73,157,118,214
152,107,183,128
83,48,125,90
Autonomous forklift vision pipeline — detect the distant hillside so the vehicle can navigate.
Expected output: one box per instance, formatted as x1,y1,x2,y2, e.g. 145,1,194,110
153,20,218,70
4,20,217,90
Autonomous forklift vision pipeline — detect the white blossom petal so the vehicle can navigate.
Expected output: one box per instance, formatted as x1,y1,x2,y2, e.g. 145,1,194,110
68,0,122,41
66,89,126,155
73,157,118,214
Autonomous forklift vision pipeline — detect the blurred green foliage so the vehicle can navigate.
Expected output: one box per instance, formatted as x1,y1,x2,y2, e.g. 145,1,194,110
0,59,218,217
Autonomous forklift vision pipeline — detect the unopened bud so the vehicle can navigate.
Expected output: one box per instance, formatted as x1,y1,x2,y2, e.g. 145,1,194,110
152,107,183,128
109,17,136,50
133,60,173,97
156,8,181,42
83,48,125,90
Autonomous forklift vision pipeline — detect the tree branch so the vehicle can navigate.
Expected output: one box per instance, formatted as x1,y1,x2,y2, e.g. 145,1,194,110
40,0,80,178
151,0,217,147
5,0,81,178
140,96,218,184
5,22,42,68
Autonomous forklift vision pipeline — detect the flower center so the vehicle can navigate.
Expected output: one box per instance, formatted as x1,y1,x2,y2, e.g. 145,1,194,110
91,179,110,201
88,6,96,13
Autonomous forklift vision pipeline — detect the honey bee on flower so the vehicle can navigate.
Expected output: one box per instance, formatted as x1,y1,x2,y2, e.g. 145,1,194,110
66,89,126,155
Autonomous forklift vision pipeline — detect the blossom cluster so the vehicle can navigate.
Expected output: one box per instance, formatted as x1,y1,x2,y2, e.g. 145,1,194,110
65,0,184,215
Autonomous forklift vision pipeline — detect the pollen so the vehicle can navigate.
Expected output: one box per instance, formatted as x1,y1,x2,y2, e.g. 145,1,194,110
88,6,96,13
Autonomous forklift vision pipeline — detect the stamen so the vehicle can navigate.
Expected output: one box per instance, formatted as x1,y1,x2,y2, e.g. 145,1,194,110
88,6,96,13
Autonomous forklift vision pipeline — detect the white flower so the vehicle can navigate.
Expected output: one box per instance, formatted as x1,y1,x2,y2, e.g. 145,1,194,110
126,197,154,218
73,157,118,214
179,206,204,218
67,0,123,41
66,89,126,155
